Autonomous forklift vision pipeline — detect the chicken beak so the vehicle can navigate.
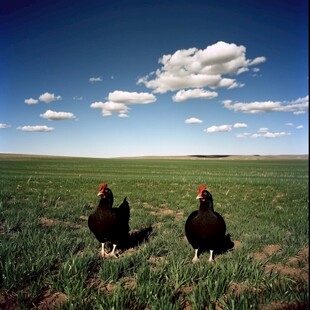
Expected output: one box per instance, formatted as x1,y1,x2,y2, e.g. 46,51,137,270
196,195,202,199
97,192,102,196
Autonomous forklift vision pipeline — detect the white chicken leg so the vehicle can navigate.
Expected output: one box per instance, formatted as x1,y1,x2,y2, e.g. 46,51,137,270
208,250,214,262
107,244,117,258
192,249,199,263
100,243,107,257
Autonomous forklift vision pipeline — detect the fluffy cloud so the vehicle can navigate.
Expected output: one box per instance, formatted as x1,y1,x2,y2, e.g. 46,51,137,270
233,123,248,128
205,125,232,133
237,131,291,139
222,95,308,114
17,125,54,132
40,110,76,120
293,111,306,115
108,91,156,104
172,89,218,102
24,98,38,105
39,92,62,103
137,41,266,93
258,127,269,133
185,117,203,124
205,122,248,133
90,91,156,117
90,101,129,116
0,123,11,129
89,77,102,83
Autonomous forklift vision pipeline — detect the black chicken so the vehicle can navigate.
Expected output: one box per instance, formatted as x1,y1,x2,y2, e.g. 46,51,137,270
88,183,130,258
185,185,227,263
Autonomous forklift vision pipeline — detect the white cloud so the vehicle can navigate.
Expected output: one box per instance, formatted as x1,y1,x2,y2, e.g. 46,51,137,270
285,122,294,126
17,125,54,132
205,125,232,133
185,117,203,124
0,123,11,129
137,41,266,93
73,96,83,100
236,133,252,138
293,111,306,115
172,88,218,102
90,90,156,117
118,113,129,118
248,56,267,66
40,110,76,120
108,91,156,104
204,122,248,133
89,77,102,83
233,122,248,128
39,92,62,103
24,98,38,105
223,95,308,114
90,102,106,109
91,101,129,117
254,132,291,138
236,130,291,139
296,125,304,129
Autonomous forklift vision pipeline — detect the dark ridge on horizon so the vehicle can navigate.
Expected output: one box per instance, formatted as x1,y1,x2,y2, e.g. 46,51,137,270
0,153,308,160
188,155,233,158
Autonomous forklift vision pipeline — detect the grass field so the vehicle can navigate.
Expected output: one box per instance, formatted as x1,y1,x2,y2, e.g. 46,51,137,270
0,154,308,309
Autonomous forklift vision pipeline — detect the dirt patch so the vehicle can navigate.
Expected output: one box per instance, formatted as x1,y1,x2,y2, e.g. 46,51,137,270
88,202,96,209
253,244,282,261
86,277,117,293
263,245,282,256
87,276,136,292
233,240,241,249
39,217,82,229
34,290,68,309
120,277,137,290
142,202,155,210
287,246,309,268
175,211,184,220
39,217,55,226
147,256,166,270
151,209,174,216
0,291,18,310
264,263,307,281
260,246,309,282
150,208,184,220
227,280,253,298
101,283,117,293
266,246,308,282
260,301,309,310
147,256,165,265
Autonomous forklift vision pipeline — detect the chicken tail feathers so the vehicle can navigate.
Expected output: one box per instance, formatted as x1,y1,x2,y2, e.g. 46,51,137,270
119,197,130,218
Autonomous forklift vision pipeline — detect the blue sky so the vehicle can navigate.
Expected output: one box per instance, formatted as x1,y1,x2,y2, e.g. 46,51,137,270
0,0,308,157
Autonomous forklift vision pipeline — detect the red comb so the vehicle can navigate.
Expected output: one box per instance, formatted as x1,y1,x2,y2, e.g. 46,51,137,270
99,183,107,192
198,185,207,195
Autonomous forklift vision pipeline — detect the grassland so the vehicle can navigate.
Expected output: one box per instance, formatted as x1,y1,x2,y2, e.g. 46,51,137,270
0,154,308,309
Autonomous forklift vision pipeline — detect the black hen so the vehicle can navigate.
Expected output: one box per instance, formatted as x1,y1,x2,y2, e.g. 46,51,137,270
185,185,227,263
88,183,130,258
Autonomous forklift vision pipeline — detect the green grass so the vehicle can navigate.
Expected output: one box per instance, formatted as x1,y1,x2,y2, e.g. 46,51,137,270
0,155,308,309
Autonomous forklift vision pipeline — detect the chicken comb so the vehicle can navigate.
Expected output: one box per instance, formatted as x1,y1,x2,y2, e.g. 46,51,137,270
198,185,207,195
98,183,107,192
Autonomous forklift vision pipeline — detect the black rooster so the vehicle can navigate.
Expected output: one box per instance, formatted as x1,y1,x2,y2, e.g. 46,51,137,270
88,183,130,258
185,185,231,263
